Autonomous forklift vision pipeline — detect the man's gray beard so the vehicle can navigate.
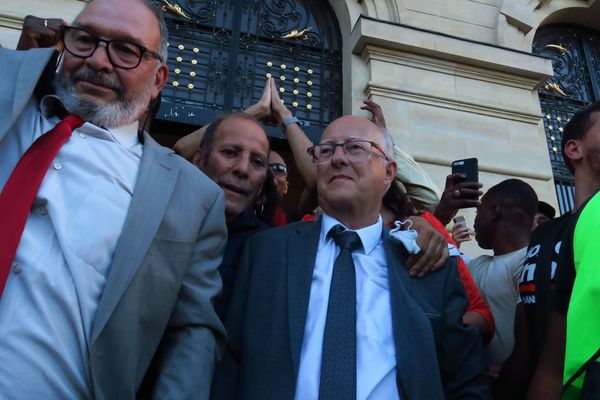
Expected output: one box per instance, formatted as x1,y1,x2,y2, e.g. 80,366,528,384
54,70,153,128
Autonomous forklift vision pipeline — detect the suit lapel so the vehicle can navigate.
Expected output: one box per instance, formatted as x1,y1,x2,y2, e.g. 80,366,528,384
383,230,422,399
91,135,179,341
287,221,321,375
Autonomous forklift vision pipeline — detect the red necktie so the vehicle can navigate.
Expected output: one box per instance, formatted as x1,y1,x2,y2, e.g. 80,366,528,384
0,115,84,297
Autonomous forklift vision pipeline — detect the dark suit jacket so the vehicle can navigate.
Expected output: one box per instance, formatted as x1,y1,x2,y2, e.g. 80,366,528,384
0,48,227,400
212,220,490,400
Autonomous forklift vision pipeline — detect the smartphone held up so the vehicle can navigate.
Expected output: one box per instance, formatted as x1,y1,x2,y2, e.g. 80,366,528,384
451,158,479,184
452,215,472,244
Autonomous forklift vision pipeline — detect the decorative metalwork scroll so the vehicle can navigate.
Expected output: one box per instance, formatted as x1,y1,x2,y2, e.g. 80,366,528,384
157,0,343,136
533,24,600,213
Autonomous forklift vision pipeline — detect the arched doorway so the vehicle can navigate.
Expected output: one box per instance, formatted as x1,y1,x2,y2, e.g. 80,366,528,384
533,24,600,214
153,0,343,145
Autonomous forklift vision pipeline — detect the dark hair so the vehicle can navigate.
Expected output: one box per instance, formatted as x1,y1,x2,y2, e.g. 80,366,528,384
382,179,417,221
485,178,538,224
561,101,600,174
198,113,264,161
255,169,281,226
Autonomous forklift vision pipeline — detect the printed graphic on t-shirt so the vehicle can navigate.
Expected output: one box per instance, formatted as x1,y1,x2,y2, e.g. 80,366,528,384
519,240,560,304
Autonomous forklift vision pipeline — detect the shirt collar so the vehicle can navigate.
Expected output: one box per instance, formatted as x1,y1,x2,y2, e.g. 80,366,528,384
320,213,383,255
106,120,140,149
40,94,140,150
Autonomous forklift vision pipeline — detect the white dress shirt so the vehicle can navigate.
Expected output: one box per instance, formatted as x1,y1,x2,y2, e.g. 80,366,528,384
294,214,400,400
0,96,142,399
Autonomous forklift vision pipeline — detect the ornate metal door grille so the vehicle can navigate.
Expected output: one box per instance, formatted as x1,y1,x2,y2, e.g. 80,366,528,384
156,0,343,141
533,25,600,214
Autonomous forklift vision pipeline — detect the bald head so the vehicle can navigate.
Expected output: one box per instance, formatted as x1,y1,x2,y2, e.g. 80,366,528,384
316,115,397,229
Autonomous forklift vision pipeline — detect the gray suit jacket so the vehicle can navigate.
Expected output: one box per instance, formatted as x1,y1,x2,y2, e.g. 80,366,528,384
0,48,227,399
213,220,490,399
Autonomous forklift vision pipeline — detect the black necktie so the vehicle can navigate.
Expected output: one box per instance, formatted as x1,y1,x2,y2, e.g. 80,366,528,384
319,225,362,400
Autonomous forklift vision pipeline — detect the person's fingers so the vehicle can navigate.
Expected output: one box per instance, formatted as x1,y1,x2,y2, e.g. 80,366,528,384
270,80,281,104
452,226,468,235
453,187,483,197
262,77,270,93
445,173,466,189
456,181,483,190
27,17,64,48
258,79,271,111
363,99,379,108
452,199,481,208
422,233,448,274
408,236,436,275
458,233,471,242
407,253,425,276
456,226,469,235
270,76,279,97
360,100,374,113
455,229,470,240
46,18,66,32
432,244,449,270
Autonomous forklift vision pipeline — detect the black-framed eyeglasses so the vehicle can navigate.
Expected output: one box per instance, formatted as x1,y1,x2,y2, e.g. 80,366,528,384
307,140,389,164
60,26,163,69
270,162,288,176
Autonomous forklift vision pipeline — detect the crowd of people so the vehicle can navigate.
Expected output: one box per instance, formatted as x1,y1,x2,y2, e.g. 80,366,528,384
0,0,598,399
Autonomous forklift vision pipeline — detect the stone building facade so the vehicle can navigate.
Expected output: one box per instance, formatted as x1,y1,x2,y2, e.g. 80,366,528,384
2,0,599,255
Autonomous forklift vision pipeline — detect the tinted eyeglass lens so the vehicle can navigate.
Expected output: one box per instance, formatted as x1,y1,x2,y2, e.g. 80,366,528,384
270,163,288,175
311,141,373,163
343,141,370,157
316,145,334,160
110,41,143,68
64,28,97,54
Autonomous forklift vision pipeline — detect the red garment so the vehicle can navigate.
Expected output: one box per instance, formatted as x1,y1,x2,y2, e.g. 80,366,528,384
419,211,495,343
301,213,316,222
273,207,288,227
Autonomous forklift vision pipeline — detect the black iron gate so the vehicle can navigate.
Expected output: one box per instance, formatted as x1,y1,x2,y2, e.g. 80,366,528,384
156,0,343,142
533,25,600,214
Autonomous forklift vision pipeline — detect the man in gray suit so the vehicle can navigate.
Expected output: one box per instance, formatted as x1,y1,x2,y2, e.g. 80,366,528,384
0,0,226,399
213,116,490,399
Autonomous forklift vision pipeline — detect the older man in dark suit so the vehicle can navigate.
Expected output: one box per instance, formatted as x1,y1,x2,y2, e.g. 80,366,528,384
213,115,489,399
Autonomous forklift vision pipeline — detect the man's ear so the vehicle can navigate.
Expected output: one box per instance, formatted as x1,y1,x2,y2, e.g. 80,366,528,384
564,139,583,166
150,63,169,100
490,203,502,220
385,160,397,185
192,149,205,170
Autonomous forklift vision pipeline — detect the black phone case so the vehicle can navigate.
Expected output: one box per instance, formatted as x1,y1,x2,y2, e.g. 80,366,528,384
452,158,479,183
